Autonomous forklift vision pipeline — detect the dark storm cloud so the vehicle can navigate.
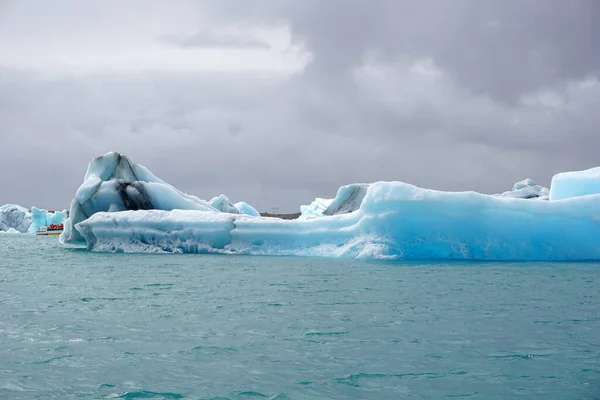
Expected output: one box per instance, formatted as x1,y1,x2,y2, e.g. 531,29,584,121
208,0,600,101
0,1,598,212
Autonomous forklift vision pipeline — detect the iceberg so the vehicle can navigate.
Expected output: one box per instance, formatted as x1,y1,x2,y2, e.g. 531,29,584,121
63,152,600,261
299,197,333,219
60,152,216,244
0,227,21,234
298,184,369,219
209,196,260,216
0,204,32,233
234,201,260,217
549,166,600,201
0,205,68,233
28,207,68,234
497,179,549,200
209,194,240,214
73,182,600,260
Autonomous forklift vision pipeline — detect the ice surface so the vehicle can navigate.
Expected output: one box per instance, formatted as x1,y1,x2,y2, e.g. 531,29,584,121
234,201,260,217
73,180,600,261
28,207,68,233
60,152,216,245
498,179,549,200
209,195,240,214
299,198,333,219
549,167,600,201
0,204,32,233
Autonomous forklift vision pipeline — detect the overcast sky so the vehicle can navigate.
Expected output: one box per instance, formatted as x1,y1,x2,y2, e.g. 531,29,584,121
0,0,598,212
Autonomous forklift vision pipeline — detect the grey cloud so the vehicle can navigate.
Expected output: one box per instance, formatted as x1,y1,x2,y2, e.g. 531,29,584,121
207,0,600,102
0,1,599,213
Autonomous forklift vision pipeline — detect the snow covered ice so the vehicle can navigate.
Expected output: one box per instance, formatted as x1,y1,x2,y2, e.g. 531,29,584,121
62,152,600,261
299,197,333,219
497,179,549,200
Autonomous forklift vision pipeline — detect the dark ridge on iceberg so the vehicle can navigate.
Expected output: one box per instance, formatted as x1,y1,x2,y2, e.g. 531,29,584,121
323,184,369,216
116,181,154,211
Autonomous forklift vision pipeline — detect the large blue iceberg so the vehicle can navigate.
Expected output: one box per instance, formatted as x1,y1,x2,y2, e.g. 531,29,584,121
62,152,600,261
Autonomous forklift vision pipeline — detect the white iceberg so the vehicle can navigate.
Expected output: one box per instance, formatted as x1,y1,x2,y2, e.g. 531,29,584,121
209,194,240,214
0,204,32,233
299,197,333,219
60,152,217,244
0,227,22,234
550,166,600,201
497,178,549,200
63,152,600,261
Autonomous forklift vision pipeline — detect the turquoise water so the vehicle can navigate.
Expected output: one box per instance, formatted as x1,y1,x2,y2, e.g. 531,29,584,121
1,234,599,399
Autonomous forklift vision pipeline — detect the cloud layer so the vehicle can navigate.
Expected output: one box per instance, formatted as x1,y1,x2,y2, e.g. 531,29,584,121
0,0,598,212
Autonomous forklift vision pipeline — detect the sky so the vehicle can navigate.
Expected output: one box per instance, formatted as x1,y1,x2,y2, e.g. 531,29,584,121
0,0,598,212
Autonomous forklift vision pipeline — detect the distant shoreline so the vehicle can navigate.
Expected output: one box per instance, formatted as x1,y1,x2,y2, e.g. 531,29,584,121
260,212,301,220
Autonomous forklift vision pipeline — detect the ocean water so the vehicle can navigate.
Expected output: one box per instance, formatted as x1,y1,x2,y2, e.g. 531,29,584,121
0,234,599,399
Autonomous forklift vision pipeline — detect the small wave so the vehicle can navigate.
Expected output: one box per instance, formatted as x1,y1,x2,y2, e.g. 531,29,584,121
115,390,184,399
305,331,348,337
334,372,443,387
235,392,267,398
490,353,548,360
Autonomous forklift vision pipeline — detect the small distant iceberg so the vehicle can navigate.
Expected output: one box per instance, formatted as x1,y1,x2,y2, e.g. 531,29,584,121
0,204,67,234
0,204,31,233
58,152,600,261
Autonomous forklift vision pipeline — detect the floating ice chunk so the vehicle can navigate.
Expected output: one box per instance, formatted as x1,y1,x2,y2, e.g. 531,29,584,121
28,207,68,233
234,201,260,217
60,152,216,245
0,227,21,234
299,198,333,219
549,166,600,200
0,204,32,233
74,180,600,261
209,195,240,214
498,179,549,200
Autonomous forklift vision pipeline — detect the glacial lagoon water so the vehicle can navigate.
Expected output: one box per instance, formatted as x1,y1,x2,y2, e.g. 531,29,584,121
0,234,599,399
